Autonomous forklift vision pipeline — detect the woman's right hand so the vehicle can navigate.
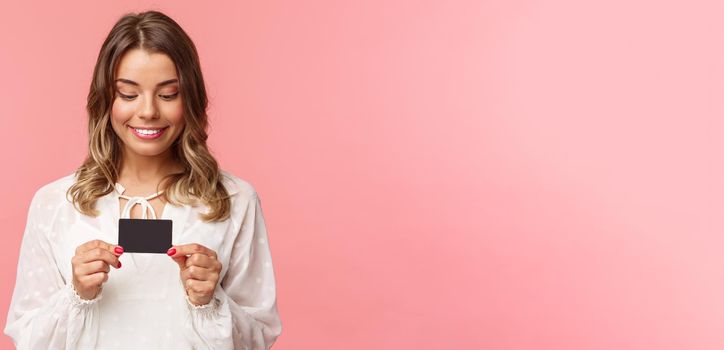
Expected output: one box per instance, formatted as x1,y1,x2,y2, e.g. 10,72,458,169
71,240,124,300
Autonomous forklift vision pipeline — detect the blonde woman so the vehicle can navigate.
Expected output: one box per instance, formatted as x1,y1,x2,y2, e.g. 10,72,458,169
3,10,282,349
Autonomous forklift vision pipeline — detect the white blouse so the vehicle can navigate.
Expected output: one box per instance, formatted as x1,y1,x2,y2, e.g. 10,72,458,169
3,170,282,349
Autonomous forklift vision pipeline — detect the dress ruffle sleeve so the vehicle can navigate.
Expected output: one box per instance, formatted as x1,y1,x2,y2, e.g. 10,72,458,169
4,188,102,349
183,192,282,350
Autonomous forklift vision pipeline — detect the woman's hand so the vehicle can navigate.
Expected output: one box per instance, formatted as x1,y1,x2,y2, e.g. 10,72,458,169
71,240,123,300
167,244,222,306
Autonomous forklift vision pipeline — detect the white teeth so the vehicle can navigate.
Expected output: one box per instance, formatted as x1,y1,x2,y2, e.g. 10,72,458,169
133,128,163,135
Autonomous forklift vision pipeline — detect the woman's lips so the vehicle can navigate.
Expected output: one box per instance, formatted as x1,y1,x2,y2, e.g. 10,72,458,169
129,126,168,140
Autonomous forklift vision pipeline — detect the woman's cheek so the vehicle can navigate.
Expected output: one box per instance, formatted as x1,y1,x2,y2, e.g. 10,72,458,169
166,99,184,117
111,99,133,118
162,104,185,125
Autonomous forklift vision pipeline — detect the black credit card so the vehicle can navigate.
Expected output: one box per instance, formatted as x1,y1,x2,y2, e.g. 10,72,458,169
118,219,173,253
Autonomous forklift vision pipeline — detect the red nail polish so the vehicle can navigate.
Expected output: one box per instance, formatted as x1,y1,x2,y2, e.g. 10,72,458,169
117,261,122,268
114,246,124,254
167,248,176,256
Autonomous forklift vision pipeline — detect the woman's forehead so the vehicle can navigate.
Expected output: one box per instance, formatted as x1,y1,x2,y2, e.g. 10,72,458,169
115,49,178,86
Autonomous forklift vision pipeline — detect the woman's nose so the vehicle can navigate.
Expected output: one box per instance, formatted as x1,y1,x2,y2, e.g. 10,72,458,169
138,95,159,119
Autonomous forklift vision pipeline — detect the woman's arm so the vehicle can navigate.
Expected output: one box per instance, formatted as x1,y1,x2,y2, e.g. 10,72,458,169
4,188,102,349
183,192,282,350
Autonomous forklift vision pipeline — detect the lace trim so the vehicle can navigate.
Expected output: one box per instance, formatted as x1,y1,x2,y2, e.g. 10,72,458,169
65,283,102,308
186,294,221,318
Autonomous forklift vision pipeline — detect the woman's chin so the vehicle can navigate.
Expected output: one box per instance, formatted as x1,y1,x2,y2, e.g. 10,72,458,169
124,144,173,157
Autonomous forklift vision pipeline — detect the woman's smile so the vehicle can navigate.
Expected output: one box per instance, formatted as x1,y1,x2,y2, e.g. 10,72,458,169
128,125,169,140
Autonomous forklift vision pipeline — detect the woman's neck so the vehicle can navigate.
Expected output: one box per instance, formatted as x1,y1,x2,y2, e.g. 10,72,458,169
118,148,184,185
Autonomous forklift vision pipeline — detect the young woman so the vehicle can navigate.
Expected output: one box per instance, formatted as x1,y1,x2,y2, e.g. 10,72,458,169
4,10,282,349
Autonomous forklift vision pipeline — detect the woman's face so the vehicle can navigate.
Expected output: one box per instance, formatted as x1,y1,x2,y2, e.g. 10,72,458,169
111,48,185,158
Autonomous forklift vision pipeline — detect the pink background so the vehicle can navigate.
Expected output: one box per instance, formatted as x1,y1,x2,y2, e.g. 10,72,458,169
1,0,723,349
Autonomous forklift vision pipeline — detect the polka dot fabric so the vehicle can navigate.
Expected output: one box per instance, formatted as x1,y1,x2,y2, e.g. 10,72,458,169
4,170,282,349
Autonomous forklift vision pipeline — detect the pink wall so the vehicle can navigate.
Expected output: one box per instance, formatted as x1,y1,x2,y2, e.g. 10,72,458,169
1,0,723,349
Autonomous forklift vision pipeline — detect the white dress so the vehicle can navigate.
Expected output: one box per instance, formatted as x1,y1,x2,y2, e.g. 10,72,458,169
3,170,282,349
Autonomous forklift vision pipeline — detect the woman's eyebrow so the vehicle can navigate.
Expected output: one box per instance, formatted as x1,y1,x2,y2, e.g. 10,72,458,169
115,78,179,87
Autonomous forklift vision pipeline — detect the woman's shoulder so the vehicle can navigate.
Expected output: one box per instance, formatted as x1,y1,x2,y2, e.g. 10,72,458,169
24,172,77,221
219,169,259,201
30,170,258,207
33,170,257,200
31,172,77,204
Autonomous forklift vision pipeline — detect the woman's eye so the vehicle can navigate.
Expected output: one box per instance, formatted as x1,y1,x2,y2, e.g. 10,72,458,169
160,92,179,100
118,93,137,100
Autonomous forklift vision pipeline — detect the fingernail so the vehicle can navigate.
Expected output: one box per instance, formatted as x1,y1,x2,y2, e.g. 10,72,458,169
167,248,176,256
114,246,124,254
117,261,122,268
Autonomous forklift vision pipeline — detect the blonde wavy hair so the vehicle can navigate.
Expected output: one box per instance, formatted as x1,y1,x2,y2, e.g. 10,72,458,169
67,10,231,222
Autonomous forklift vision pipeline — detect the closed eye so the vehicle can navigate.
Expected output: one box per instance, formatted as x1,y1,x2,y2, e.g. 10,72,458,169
160,92,179,100
118,93,136,100
117,92,179,101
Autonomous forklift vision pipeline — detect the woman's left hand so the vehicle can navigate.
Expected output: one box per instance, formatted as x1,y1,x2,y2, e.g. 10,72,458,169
167,244,222,306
